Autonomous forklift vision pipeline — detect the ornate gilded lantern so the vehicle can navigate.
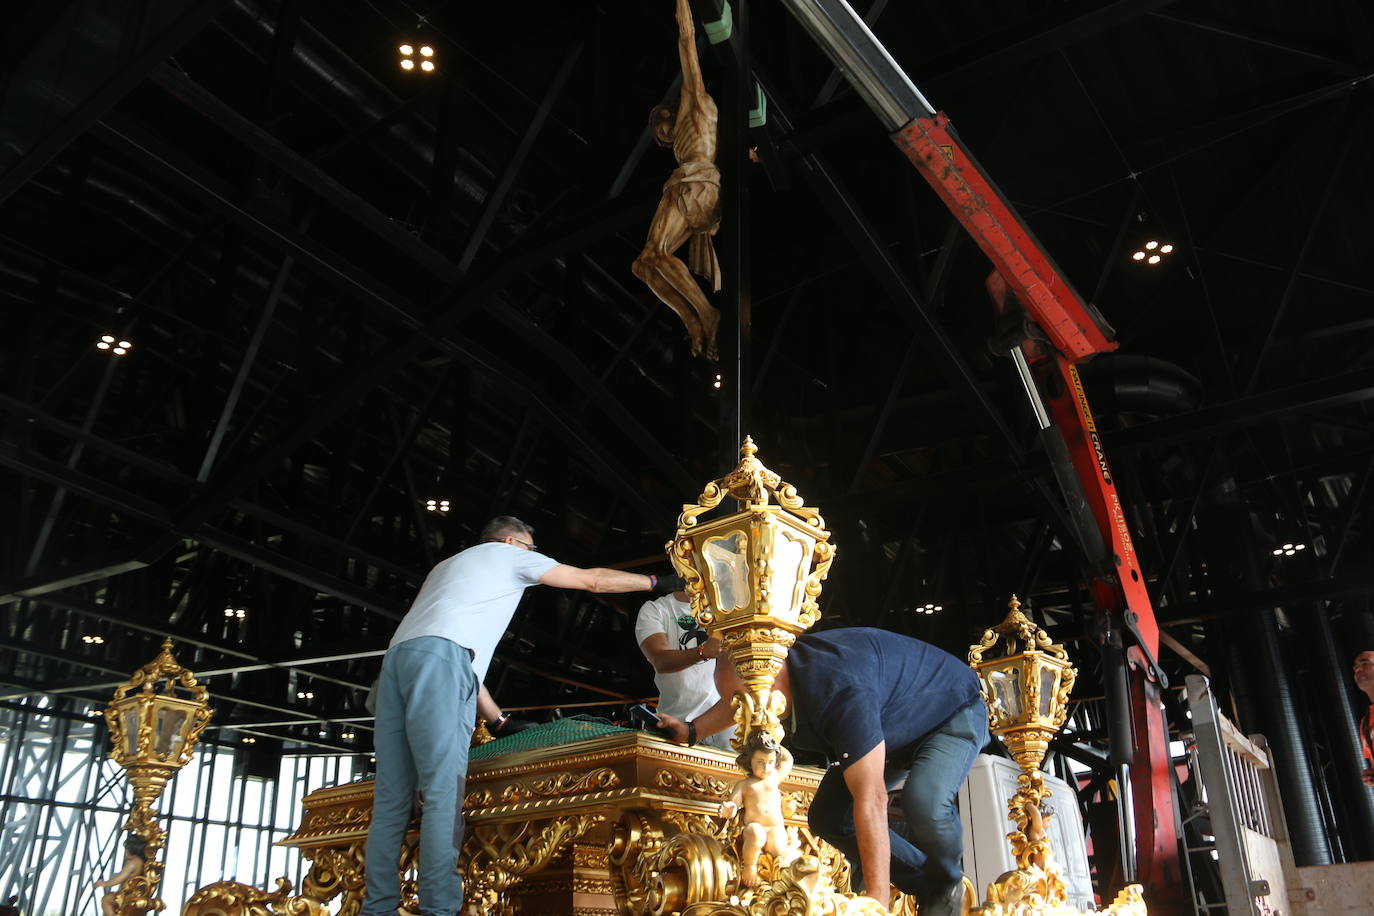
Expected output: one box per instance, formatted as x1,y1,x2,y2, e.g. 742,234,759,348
103,638,212,916
966,596,1077,914
669,437,833,745
969,596,1076,774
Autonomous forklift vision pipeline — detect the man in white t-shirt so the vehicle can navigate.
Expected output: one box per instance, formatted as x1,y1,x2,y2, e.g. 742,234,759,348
362,516,669,916
635,592,734,751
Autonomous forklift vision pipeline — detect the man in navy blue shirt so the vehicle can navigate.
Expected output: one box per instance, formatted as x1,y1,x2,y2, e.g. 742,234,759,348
658,628,987,916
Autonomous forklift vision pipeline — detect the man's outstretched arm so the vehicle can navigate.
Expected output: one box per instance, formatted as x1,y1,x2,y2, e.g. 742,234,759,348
539,565,655,594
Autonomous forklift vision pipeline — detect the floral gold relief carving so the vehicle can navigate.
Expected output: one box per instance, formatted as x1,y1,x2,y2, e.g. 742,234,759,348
501,767,620,802
462,813,605,914
182,879,293,916
654,768,728,797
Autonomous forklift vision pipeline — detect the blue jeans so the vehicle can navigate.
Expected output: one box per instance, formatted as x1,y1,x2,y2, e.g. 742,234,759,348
362,637,478,916
808,701,988,901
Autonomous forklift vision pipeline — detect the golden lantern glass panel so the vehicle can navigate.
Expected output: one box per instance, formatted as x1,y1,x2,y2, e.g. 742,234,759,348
121,707,140,756
702,531,749,613
987,663,1026,723
767,527,810,621
154,702,192,757
1038,664,1060,719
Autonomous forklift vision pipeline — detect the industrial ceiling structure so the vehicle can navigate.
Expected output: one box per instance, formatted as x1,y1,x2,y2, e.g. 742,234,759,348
4,0,1374,880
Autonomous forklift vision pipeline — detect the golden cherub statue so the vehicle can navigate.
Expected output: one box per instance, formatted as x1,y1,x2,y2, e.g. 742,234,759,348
719,731,800,886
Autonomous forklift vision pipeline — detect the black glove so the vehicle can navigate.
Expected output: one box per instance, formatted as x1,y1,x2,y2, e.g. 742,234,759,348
490,715,536,738
652,572,687,593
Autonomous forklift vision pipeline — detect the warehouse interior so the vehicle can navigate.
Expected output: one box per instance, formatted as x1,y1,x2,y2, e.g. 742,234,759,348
3,0,1374,912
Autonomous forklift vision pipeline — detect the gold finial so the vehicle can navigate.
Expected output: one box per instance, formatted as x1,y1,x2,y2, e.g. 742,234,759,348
740,436,757,459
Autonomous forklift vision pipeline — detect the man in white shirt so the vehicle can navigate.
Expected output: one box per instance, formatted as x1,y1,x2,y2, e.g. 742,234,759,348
635,591,734,750
362,516,667,916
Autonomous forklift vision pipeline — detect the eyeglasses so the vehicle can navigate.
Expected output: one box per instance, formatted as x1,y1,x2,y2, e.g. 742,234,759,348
507,536,536,551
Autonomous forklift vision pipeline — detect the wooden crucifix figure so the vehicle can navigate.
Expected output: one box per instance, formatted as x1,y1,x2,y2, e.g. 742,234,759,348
632,0,722,360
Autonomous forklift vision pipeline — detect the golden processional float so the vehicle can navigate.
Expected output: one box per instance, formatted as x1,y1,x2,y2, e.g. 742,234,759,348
181,439,1149,916
102,638,213,916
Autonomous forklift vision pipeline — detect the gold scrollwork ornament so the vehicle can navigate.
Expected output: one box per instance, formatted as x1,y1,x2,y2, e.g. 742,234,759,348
462,813,605,914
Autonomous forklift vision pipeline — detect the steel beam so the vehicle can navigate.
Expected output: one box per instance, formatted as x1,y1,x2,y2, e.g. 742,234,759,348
0,0,233,204
92,103,688,516
140,64,696,492
458,45,584,272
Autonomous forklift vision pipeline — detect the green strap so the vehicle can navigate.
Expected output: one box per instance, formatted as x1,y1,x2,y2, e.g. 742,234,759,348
749,83,767,128
703,2,733,44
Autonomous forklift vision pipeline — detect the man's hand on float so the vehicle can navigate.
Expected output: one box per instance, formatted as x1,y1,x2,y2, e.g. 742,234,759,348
655,711,691,745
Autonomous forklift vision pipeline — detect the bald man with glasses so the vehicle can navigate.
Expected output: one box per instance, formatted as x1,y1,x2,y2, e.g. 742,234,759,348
362,515,675,916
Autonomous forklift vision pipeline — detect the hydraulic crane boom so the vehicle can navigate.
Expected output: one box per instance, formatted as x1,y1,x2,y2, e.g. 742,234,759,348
776,0,1185,909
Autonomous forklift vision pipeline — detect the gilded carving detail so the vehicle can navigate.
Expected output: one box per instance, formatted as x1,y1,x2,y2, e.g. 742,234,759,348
502,767,620,802
298,843,368,916
654,768,729,797
182,878,292,916
462,813,605,914
661,810,727,839
573,844,610,869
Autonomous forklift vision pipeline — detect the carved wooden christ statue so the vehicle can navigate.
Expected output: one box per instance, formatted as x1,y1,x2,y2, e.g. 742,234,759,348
632,0,722,360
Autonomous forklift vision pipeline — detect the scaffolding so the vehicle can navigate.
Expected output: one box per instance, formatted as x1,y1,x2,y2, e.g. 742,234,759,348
0,699,362,916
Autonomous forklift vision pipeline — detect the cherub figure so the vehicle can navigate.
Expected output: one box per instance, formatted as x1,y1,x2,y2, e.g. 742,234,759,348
94,834,147,916
631,0,722,359
719,732,796,886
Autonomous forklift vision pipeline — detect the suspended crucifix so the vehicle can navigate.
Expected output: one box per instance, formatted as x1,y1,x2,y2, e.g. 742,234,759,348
632,0,722,360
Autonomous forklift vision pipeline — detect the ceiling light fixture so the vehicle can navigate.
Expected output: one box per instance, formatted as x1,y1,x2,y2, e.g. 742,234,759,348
918,603,943,615
1270,542,1306,557
399,42,436,73
713,374,722,389
1130,239,1174,266
96,335,133,355
242,736,257,744
296,691,315,700
224,607,247,619
425,498,450,513
82,634,106,644
342,731,356,740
